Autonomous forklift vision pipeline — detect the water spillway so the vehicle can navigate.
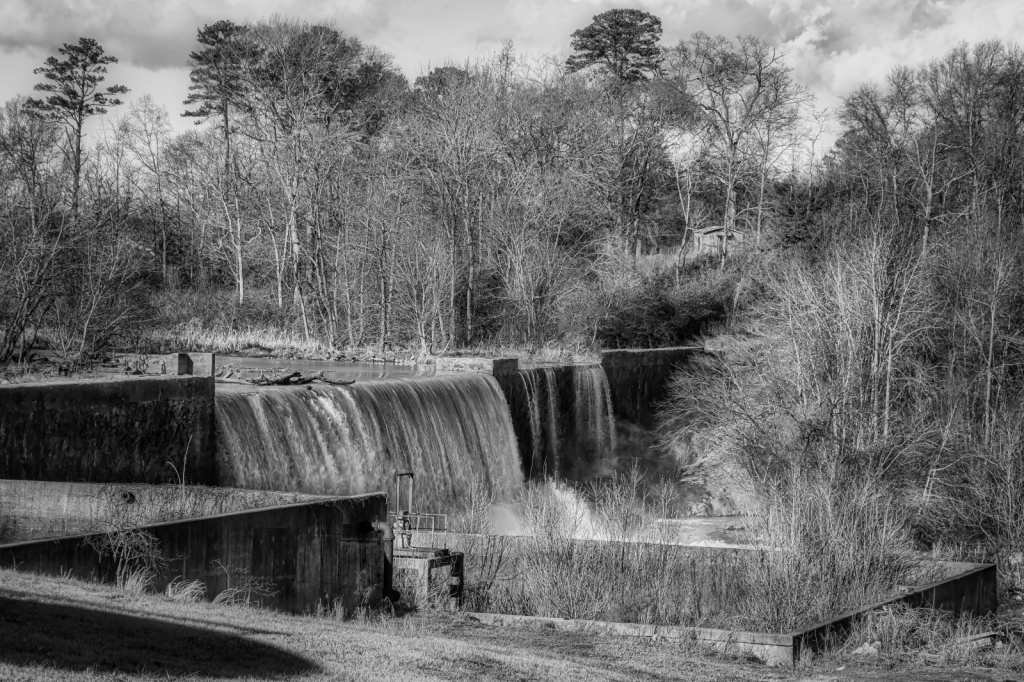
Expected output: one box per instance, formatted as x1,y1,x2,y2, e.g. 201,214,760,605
214,374,523,513
495,365,616,482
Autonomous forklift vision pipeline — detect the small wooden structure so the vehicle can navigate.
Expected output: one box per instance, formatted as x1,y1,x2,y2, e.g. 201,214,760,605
692,225,744,255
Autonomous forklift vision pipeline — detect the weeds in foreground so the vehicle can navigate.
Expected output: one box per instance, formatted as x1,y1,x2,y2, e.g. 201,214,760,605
164,577,206,602
84,527,166,596
823,603,1024,671
116,565,155,596
451,481,495,535
210,561,279,607
452,471,925,633
746,473,923,633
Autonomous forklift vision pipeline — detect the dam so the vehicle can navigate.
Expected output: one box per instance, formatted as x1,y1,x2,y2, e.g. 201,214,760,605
0,352,688,510
0,350,693,612
214,374,524,512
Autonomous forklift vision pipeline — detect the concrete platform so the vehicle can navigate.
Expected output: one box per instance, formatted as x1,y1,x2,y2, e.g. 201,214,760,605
464,561,997,667
394,545,464,608
0,493,389,614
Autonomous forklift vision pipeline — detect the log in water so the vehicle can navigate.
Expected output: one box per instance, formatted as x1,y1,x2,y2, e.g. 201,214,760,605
214,374,523,514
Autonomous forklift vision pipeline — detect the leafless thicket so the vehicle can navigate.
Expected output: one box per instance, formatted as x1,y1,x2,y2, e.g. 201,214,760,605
1,21,818,358
660,42,1024,602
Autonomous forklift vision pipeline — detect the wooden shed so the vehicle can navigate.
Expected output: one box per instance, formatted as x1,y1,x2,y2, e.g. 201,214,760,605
692,225,744,255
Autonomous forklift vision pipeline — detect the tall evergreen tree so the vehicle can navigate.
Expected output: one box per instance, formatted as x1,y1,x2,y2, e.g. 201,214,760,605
183,20,249,176
27,37,128,213
566,9,663,83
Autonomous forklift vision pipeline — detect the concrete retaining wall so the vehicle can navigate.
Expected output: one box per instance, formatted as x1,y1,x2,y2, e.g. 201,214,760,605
0,479,334,545
463,560,997,667
794,562,998,659
0,494,387,614
0,376,216,485
467,612,796,666
600,347,698,427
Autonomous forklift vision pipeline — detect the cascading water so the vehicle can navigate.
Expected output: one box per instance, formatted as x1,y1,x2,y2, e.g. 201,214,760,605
570,365,617,473
495,365,616,481
214,374,523,513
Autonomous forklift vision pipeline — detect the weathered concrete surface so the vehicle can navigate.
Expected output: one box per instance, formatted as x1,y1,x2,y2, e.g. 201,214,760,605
188,352,216,377
0,376,216,485
0,479,333,545
601,347,699,427
394,546,464,608
109,352,216,376
466,612,796,666
0,494,388,614
465,561,998,667
794,562,997,660
491,358,520,376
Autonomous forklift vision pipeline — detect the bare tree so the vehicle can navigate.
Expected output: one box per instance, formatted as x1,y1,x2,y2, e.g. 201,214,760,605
666,34,804,253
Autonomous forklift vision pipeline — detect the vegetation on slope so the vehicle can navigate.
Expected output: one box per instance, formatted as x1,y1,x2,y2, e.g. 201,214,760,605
0,12,802,362
657,41,1024,607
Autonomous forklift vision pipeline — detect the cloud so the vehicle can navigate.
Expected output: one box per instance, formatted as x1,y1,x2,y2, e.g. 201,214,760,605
0,0,1020,144
0,0,391,68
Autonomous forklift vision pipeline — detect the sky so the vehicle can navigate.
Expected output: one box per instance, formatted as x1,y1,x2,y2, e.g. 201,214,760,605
1,0,1022,142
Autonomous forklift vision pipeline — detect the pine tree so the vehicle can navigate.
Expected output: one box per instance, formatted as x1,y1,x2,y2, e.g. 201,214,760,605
28,37,128,213
566,9,663,83
182,20,249,176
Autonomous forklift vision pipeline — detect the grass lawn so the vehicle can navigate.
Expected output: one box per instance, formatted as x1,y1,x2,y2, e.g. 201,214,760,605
0,568,1018,681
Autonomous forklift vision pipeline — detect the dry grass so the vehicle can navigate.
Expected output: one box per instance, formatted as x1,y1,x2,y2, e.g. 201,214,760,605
438,343,600,365
145,321,600,365
2,483,334,544
1,568,1016,681
450,476,923,633
0,567,789,682
745,474,926,633
163,577,205,602
146,322,331,359
816,602,1024,672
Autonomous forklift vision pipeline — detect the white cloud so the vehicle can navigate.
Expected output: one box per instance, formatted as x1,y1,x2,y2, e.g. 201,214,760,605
0,0,1019,150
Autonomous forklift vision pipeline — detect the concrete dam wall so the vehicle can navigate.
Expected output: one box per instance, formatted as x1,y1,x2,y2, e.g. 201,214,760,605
493,363,616,482
0,376,216,485
0,479,334,545
0,348,696,508
601,347,698,428
0,492,387,614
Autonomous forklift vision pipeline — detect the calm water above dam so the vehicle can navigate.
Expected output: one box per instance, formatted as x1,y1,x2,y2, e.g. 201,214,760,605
217,356,435,381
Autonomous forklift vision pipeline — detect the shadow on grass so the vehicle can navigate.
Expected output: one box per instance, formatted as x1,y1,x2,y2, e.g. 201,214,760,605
0,595,319,677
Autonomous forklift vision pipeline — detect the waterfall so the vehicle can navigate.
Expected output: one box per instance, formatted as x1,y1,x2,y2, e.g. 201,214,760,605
496,365,616,481
214,374,523,514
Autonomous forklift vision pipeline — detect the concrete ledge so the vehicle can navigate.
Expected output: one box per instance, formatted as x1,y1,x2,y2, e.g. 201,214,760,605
0,375,213,411
0,375,216,484
491,358,519,376
600,347,699,426
0,479,335,544
600,347,701,367
465,612,795,666
461,559,997,667
793,562,997,659
0,493,388,614
109,352,216,377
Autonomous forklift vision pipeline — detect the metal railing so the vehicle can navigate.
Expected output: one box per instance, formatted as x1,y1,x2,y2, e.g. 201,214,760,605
387,511,448,548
